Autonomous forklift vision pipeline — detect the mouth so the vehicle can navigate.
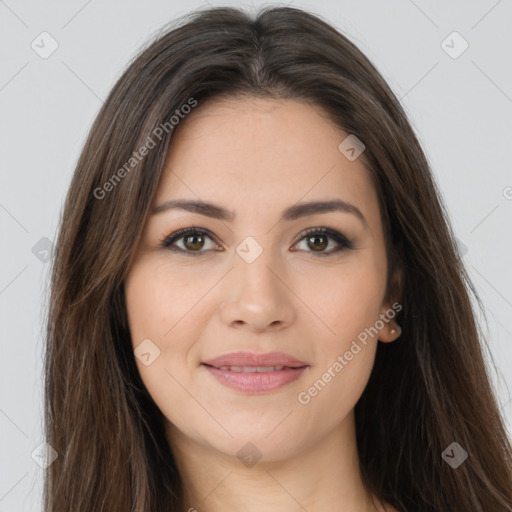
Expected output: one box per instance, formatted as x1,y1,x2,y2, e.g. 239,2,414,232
201,351,309,393
202,364,306,372
202,350,308,369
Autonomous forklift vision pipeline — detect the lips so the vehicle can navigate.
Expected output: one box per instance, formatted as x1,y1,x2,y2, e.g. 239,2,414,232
202,351,308,369
201,351,309,393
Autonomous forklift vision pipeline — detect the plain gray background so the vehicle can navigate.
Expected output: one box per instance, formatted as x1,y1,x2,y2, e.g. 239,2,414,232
1,0,511,510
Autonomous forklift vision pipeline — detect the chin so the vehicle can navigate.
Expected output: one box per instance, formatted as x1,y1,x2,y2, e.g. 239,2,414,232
211,434,304,465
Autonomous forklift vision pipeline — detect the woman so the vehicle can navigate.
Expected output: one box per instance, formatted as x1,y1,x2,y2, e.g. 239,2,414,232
43,5,512,511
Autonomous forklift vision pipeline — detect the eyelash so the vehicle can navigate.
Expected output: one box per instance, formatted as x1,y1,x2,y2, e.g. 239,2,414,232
159,226,353,257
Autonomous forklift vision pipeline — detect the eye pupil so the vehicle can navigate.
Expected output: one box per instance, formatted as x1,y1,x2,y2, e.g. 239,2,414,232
163,227,349,256
308,234,328,251
185,234,204,251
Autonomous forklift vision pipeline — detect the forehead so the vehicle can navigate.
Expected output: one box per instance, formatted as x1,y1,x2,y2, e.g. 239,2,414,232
156,96,381,230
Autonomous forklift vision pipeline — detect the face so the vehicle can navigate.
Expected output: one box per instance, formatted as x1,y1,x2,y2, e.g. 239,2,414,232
124,96,399,463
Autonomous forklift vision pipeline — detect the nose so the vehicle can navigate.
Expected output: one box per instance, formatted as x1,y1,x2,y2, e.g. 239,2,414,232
218,246,296,333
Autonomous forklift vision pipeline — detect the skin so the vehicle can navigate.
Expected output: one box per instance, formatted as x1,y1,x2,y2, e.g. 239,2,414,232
124,96,401,512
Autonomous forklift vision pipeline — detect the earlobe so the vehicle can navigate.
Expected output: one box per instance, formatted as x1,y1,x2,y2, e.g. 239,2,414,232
389,323,402,339
378,322,402,343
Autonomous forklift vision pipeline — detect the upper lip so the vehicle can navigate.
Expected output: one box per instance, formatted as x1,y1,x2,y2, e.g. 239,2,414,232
202,351,309,369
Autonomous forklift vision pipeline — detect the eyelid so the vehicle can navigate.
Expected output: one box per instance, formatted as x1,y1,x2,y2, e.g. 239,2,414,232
159,225,353,255
159,227,221,253
292,226,353,254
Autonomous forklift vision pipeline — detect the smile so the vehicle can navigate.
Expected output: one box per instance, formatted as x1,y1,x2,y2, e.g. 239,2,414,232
202,364,308,393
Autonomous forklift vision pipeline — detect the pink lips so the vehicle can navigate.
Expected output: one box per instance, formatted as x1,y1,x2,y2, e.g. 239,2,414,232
202,351,309,393
203,351,308,368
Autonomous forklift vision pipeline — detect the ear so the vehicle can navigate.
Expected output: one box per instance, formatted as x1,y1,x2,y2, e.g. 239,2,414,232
377,319,402,343
377,266,403,343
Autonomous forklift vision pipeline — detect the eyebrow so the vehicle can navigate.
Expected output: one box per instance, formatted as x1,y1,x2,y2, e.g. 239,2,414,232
152,198,368,228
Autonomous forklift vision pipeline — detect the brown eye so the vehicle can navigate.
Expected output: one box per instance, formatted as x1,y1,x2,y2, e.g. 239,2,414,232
161,226,352,257
161,228,219,255
306,233,329,252
292,227,353,256
183,233,205,251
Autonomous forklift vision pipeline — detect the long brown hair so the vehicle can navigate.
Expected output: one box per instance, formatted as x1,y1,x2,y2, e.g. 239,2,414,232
43,5,512,511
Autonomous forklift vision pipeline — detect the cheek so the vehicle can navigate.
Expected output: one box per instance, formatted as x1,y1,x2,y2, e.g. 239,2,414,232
124,263,205,421
298,337,377,428
125,260,210,343
295,256,386,338
124,259,223,398
293,256,384,413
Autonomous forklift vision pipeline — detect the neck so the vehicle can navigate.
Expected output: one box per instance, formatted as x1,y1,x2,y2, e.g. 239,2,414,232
166,410,389,512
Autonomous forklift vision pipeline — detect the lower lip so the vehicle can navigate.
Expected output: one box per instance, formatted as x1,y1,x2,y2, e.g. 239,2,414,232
203,365,308,393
